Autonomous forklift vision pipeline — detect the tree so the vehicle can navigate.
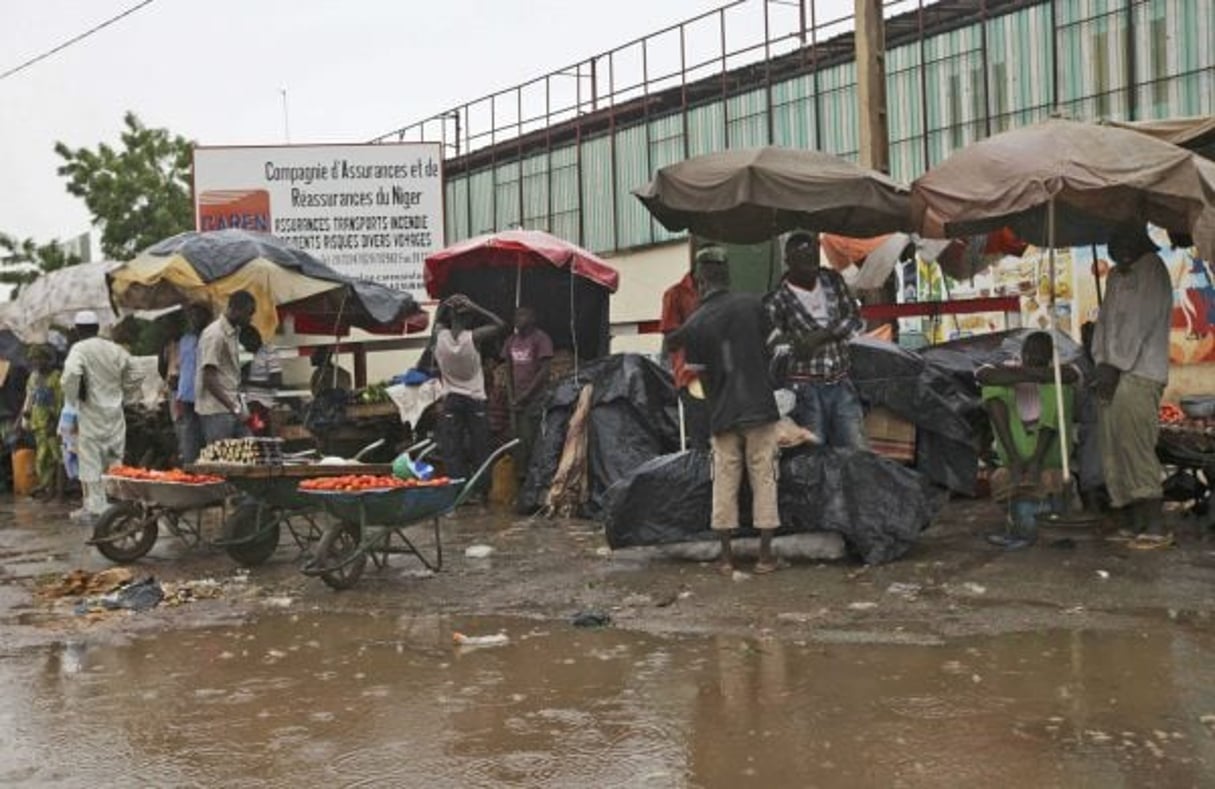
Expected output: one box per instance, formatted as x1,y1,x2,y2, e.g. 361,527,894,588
54,112,193,260
0,232,81,293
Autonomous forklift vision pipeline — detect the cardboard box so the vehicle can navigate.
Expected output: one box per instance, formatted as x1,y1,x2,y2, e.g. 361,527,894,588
864,406,916,463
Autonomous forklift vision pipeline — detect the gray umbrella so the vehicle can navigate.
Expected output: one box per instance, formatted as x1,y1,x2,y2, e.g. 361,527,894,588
633,146,912,244
910,119,1215,261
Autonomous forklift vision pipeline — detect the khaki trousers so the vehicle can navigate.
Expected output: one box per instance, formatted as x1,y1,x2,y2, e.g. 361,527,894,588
1098,373,1164,508
710,421,781,531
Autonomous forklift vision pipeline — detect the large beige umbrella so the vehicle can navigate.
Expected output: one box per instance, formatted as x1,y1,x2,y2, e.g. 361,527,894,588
911,118,1215,486
634,146,912,243
910,118,1215,261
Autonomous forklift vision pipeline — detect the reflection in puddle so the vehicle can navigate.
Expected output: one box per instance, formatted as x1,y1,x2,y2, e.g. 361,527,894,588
2,615,1214,786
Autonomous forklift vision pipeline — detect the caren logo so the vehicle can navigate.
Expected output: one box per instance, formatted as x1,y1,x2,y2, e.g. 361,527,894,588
198,189,271,232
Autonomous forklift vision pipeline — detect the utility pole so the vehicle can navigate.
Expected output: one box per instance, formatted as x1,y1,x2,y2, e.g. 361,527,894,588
855,0,890,173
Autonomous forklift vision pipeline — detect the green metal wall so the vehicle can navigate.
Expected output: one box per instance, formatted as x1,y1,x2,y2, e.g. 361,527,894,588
444,0,1214,255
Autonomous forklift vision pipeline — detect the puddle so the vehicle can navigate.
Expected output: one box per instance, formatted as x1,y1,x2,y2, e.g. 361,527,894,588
1,614,1214,786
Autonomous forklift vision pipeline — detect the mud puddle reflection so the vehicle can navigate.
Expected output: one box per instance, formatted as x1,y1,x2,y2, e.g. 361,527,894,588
2,614,1214,787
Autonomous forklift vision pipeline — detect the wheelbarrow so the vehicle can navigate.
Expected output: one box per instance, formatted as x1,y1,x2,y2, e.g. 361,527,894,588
187,439,420,567
89,475,235,564
300,439,518,590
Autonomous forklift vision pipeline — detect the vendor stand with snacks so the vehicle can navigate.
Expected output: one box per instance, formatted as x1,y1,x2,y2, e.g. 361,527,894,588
300,440,517,591
1158,397,1215,523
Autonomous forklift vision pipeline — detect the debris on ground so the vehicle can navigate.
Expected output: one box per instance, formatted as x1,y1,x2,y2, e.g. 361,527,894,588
464,544,495,559
452,632,510,648
848,601,879,611
38,567,134,599
886,582,922,600
73,577,164,615
946,582,988,597
571,611,612,628
163,579,223,606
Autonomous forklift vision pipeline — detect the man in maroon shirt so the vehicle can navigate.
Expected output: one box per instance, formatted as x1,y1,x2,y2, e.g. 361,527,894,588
661,268,710,450
502,306,554,481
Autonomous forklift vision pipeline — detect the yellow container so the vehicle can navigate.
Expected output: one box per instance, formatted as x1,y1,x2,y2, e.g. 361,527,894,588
489,454,518,508
11,448,38,496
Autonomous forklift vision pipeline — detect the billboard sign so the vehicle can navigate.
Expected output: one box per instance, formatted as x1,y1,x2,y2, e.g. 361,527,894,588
192,143,444,297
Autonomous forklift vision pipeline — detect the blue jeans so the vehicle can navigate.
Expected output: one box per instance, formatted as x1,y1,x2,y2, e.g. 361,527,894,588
200,413,248,446
791,379,867,450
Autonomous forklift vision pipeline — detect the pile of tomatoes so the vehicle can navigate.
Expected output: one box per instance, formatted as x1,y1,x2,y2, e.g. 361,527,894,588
107,465,224,485
1159,403,1185,424
299,474,453,493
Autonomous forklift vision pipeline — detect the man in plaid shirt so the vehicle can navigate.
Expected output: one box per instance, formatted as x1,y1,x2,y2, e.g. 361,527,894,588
763,231,867,449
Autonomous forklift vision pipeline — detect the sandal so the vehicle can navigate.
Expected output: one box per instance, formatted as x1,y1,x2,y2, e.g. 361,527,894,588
753,559,787,575
1127,533,1175,551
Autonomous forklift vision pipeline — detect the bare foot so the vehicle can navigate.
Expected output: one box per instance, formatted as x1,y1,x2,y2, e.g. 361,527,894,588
715,559,735,576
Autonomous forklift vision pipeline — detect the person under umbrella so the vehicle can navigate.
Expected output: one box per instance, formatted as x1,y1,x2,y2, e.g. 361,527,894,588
503,305,554,482
196,291,256,445
764,232,867,449
433,294,506,501
174,304,212,464
20,345,63,499
1092,223,1174,544
668,247,783,575
310,347,353,397
61,311,142,523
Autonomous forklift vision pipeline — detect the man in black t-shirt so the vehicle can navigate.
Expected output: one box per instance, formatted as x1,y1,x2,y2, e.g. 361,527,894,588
670,248,782,575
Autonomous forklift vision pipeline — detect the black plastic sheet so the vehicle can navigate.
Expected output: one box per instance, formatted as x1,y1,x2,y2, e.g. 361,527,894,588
602,447,943,565
851,329,1092,495
518,354,679,515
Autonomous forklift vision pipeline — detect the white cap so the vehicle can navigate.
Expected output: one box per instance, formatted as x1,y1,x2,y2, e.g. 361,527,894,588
74,310,100,326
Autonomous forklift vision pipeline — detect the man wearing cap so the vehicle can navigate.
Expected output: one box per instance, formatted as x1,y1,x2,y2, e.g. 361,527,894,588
196,291,257,445
660,253,710,450
764,231,867,449
669,248,783,575
1093,223,1173,543
61,311,141,522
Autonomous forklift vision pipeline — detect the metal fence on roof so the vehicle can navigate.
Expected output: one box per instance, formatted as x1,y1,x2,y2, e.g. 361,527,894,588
373,0,1215,255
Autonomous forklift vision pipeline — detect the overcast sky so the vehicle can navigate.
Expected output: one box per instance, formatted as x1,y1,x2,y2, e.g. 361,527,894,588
0,0,863,249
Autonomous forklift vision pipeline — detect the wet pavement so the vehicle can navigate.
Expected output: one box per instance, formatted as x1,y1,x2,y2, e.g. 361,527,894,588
2,496,1215,786
5,614,1215,787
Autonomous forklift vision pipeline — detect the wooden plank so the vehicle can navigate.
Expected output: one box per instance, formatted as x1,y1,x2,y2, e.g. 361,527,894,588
187,463,393,480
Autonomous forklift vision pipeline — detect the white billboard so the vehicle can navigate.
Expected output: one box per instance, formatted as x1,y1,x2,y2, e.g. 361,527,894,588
192,143,444,297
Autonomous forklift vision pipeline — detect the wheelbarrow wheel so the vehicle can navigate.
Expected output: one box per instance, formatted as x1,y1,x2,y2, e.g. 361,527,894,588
315,521,366,591
92,503,159,564
223,502,281,567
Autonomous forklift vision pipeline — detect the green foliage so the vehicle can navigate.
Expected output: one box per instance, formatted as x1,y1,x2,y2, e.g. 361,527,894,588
0,233,81,294
54,111,194,260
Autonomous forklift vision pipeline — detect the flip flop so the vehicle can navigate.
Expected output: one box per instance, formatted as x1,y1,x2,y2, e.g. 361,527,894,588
1127,533,1175,551
753,559,788,575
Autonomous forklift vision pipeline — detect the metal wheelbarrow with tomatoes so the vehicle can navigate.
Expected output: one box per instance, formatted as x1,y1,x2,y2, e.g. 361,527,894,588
299,440,518,590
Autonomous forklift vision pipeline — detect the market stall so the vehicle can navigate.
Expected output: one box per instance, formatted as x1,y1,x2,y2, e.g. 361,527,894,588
424,229,619,364
107,229,430,453
911,118,1215,493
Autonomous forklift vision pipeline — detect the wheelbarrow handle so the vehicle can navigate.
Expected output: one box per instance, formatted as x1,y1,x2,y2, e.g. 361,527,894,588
451,439,521,510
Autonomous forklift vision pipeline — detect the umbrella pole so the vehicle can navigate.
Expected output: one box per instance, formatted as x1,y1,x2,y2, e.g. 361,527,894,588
569,263,579,377
515,255,522,310
1090,244,1103,308
1048,196,1072,489
678,395,687,452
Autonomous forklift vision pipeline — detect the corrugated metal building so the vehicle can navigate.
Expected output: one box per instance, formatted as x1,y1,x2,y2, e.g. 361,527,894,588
378,0,1214,346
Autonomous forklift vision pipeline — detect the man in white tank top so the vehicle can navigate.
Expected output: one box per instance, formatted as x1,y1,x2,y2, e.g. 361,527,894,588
433,294,506,499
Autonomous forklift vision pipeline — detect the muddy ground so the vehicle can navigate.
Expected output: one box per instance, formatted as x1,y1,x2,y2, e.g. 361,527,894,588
2,496,1214,786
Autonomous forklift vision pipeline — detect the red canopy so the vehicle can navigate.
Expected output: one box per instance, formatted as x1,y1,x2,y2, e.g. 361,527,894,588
424,230,619,299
